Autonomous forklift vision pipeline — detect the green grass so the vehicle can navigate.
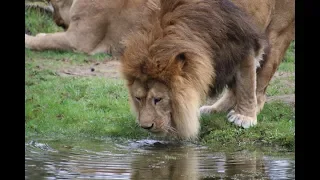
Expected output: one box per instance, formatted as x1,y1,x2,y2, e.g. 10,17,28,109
25,8,63,35
25,73,149,139
283,40,295,63
200,102,294,150
277,40,295,73
25,8,295,151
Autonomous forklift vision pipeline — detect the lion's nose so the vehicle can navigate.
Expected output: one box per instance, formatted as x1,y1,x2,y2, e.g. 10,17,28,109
140,123,154,130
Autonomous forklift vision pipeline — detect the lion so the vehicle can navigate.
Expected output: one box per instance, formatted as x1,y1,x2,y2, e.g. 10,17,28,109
120,0,295,139
25,0,148,56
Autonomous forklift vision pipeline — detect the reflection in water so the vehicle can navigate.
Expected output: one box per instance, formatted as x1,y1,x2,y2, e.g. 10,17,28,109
25,138,295,179
263,156,295,179
130,142,199,180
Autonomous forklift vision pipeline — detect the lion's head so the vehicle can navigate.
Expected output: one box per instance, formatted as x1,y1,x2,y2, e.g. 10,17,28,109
49,0,73,30
120,0,217,139
128,79,173,134
123,71,211,139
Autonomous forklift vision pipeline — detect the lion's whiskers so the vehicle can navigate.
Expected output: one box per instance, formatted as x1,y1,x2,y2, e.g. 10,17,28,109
163,124,178,135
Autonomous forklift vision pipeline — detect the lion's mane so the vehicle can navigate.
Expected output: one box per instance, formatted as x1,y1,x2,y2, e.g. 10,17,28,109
121,0,265,139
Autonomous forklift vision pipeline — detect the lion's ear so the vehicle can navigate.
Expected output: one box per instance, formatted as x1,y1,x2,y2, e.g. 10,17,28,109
175,52,187,69
176,53,186,61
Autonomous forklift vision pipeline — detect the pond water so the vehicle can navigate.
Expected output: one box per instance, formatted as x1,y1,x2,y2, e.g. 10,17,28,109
25,137,295,179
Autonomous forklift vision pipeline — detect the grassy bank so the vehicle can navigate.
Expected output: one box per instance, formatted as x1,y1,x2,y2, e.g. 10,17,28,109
25,8,295,151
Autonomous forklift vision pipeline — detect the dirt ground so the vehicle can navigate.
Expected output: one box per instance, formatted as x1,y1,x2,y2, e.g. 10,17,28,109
57,59,122,79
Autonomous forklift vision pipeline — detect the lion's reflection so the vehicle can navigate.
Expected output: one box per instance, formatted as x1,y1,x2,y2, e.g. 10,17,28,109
130,143,199,180
128,143,265,179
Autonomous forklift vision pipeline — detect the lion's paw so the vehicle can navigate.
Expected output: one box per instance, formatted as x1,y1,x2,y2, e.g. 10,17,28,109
199,105,215,115
227,110,257,128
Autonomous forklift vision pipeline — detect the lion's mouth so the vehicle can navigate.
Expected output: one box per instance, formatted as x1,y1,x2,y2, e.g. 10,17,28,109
147,124,166,133
149,128,162,133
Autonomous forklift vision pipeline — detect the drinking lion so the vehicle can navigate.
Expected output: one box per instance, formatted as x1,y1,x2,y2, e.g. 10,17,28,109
120,0,295,139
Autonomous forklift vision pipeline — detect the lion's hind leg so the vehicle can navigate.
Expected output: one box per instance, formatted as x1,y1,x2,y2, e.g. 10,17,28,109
200,88,236,114
227,51,260,128
256,21,295,114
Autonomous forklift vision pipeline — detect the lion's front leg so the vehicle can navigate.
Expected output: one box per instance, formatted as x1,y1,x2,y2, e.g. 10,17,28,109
25,32,73,52
227,53,257,128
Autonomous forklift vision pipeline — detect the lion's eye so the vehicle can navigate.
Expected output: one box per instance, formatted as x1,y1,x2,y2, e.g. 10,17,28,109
154,98,162,105
135,97,141,101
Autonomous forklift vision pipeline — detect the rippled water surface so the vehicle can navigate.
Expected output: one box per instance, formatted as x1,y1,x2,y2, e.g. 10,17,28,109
25,137,294,179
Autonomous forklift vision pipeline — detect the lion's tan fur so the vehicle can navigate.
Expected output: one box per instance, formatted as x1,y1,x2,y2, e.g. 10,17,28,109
25,0,148,55
120,0,294,139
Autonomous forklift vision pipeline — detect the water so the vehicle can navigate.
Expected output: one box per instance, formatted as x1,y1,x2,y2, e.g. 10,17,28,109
25,137,295,179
